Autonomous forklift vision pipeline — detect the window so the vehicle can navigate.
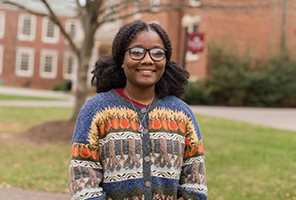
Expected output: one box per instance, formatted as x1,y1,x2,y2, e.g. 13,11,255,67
0,46,3,75
151,0,160,12
15,47,35,77
65,19,81,40
63,51,78,80
42,17,60,43
17,14,36,41
0,11,5,38
134,0,142,19
40,50,58,78
189,0,201,7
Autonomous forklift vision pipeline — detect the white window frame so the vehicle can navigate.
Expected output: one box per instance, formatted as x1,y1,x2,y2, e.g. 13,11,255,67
0,11,5,39
41,17,60,44
189,0,201,7
65,19,82,40
15,47,35,77
133,0,142,19
63,51,78,80
39,49,58,79
17,14,36,41
150,0,160,12
0,45,3,75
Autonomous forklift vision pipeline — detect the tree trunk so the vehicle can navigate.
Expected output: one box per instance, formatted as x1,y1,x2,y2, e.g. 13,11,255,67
71,30,96,121
71,60,88,121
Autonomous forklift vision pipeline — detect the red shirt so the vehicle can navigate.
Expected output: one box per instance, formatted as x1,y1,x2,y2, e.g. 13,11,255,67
115,88,146,107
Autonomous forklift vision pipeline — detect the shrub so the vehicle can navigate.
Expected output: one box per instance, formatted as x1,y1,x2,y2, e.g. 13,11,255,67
184,80,217,105
52,81,72,91
185,44,296,107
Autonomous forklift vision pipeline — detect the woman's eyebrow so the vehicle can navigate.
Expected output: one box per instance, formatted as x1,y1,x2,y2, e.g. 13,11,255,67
129,45,165,49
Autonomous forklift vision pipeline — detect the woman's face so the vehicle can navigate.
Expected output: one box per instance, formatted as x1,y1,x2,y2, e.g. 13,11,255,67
122,30,167,90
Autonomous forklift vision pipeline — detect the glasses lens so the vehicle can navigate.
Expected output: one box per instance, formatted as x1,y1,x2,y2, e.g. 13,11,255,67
129,48,145,60
150,48,165,61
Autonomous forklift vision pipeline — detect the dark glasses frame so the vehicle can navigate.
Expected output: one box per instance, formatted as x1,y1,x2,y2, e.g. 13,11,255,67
127,47,167,61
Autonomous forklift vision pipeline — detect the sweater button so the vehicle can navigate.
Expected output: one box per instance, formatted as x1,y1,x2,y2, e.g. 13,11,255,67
143,129,148,134
141,108,146,113
145,181,151,188
144,156,151,163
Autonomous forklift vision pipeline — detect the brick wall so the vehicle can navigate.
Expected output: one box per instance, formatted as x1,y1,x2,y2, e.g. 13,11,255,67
1,0,295,90
0,6,74,90
124,0,296,80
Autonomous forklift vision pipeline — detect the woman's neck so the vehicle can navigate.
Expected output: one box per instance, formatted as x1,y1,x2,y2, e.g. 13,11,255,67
123,86,156,105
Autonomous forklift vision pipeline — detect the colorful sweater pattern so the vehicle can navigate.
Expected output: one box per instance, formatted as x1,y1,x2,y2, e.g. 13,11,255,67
68,89,207,200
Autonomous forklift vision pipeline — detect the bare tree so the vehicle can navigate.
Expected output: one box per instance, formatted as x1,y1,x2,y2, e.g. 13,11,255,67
0,0,270,120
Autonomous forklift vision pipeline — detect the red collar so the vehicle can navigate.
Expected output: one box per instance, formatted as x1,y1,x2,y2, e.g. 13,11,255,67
115,88,146,107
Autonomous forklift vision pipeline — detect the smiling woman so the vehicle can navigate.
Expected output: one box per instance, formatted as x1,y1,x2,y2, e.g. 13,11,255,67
68,20,208,200
121,30,167,102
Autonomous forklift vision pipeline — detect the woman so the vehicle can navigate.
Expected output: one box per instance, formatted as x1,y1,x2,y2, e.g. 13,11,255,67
68,20,207,200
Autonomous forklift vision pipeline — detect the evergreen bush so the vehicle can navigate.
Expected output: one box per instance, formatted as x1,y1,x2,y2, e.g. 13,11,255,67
184,44,296,107
52,80,72,91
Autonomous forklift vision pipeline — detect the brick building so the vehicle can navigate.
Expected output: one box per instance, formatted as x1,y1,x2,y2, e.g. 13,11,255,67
122,0,296,81
0,0,295,90
0,2,82,89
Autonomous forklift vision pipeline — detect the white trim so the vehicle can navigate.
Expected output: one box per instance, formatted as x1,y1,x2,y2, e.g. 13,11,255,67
189,0,201,7
65,19,81,40
133,1,142,20
15,47,35,77
39,49,59,79
150,0,160,12
17,14,36,41
0,11,5,39
186,51,199,62
0,45,3,75
63,51,78,80
41,17,60,44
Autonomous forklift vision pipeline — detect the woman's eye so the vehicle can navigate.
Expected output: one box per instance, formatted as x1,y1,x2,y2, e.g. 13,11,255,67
151,49,164,56
131,48,144,54
132,51,143,55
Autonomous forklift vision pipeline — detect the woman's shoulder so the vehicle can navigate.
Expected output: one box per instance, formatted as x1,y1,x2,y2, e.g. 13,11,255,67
85,91,113,104
160,95,192,113
81,90,120,112
161,95,188,106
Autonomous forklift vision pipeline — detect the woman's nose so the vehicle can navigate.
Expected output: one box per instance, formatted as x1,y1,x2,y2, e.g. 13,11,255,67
141,52,154,64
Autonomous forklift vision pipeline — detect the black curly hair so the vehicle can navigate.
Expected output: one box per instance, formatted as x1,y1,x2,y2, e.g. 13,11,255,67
91,20,190,99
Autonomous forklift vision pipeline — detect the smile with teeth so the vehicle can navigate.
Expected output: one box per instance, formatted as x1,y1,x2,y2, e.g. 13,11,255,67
137,69,154,74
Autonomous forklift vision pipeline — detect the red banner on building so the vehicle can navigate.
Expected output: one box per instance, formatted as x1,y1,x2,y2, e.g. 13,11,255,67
187,32,205,53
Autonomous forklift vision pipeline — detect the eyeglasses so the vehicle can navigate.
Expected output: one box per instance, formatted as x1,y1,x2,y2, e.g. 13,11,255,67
127,47,167,61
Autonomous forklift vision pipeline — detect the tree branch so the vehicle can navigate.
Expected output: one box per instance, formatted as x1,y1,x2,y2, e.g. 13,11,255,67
98,0,271,26
41,0,79,55
0,0,48,16
0,0,80,55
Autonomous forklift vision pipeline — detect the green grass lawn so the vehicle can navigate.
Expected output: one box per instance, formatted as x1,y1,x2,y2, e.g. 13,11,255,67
0,107,295,199
0,107,72,134
0,94,66,101
0,107,72,193
200,116,296,200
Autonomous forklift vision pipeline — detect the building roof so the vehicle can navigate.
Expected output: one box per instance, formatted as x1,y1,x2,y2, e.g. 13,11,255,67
0,0,78,17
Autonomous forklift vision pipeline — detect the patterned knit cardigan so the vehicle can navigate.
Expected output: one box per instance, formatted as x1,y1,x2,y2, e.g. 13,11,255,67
68,89,207,200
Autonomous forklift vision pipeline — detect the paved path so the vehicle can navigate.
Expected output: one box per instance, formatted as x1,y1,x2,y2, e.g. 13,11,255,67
0,187,70,200
1,86,295,131
0,86,295,199
0,86,74,107
191,105,296,132
0,86,73,99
